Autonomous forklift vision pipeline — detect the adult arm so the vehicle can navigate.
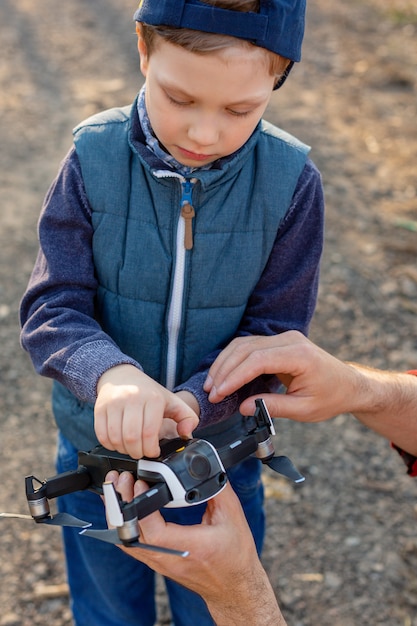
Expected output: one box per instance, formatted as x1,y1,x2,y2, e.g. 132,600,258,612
106,471,286,626
204,331,417,457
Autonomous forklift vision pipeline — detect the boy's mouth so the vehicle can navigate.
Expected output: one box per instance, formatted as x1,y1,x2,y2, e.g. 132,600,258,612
177,146,216,162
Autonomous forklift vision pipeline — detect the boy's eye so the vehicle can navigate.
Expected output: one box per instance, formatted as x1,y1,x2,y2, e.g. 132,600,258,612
165,91,253,117
166,93,192,107
227,109,251,117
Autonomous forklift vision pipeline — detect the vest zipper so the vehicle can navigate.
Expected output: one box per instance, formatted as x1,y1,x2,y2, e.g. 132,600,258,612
180,180,195,250
166,178,196,390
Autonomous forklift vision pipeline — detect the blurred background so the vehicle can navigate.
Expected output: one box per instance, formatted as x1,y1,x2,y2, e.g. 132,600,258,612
0,1,416,624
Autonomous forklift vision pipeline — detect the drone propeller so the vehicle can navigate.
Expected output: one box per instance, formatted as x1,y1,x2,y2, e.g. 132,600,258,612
0,512,34,521
264,455,305,483
80,527,189,557
245,399,305,484
80,481,188,557
40,512,92,528
0,511,91,528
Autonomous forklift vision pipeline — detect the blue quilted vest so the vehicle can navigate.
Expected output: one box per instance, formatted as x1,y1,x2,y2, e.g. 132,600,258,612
53,97,309,450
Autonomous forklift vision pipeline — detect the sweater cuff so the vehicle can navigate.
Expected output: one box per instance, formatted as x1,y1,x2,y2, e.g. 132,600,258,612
63,340,142,404
174,371,241,429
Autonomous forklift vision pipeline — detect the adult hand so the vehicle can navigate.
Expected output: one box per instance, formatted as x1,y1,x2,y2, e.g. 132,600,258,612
95,364,199,459
204,331,360,421
203,332,417,456
105,470,285,626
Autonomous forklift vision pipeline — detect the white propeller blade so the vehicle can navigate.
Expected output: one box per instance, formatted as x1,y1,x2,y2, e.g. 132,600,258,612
0,512,33,520
103,482,124,527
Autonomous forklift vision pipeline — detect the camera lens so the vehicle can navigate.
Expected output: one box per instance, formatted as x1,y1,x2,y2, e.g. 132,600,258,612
186,452,211,479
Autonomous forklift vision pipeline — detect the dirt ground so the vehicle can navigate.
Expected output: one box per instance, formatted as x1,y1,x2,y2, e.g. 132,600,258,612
1,1,417,624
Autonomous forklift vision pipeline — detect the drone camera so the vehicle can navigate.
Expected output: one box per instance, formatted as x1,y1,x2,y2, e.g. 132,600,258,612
138,438,227,507
164,440,226,503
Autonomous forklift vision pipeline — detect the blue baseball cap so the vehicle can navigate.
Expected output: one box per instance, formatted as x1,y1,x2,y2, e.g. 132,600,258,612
133,0,306,63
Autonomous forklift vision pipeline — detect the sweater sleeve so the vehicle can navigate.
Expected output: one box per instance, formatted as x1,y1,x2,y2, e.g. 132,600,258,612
175,159,325,427
20,148,142,404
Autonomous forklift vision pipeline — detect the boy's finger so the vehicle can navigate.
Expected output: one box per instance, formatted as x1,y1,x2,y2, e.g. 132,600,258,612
175,415,199,438
167,403,199,436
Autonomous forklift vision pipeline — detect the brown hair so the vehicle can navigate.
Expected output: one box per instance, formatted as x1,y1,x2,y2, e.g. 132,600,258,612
138,0,290,86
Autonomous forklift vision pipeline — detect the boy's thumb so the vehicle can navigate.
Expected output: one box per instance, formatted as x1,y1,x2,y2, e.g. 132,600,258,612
175,414,199,438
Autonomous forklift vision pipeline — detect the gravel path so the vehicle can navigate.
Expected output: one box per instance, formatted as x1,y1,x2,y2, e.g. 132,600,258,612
0,1,416,624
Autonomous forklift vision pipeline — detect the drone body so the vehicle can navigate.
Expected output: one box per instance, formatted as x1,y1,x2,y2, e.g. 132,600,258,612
2,400,305,555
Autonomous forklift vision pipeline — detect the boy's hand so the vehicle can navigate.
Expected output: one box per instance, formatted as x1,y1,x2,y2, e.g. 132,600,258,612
94,365,199,459
159,390,200,440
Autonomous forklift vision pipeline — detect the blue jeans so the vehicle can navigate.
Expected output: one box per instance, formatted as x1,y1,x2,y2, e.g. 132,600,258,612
56,432,265,626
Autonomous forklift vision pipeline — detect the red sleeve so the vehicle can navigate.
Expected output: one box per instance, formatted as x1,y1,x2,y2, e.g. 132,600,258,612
391,370,417,477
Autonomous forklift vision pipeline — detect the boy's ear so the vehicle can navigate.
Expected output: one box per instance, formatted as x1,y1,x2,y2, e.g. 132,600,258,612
136,24,149,75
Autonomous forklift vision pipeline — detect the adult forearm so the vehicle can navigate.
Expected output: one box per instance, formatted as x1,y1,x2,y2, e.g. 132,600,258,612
207,560,286,626
348,364,417,456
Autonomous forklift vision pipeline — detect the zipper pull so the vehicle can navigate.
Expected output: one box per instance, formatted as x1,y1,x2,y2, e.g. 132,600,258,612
181,202,195,250
181,180,195,250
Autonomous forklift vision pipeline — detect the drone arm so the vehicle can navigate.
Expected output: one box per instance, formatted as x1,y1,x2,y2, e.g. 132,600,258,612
26,466,91,502
124,481,172,523
45,467,92,499
101,481,172,546
216,436,258,470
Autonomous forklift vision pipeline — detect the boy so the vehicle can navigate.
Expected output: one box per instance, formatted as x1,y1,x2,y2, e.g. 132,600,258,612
20,1,324,624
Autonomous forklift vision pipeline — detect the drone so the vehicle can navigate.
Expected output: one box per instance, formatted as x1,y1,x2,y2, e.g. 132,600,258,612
1,399,304,557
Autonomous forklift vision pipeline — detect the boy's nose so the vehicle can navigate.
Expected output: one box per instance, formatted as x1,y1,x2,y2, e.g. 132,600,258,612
187,117,219,147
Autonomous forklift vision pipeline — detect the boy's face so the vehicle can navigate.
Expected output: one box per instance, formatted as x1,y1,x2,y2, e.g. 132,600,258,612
138,35,275,168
